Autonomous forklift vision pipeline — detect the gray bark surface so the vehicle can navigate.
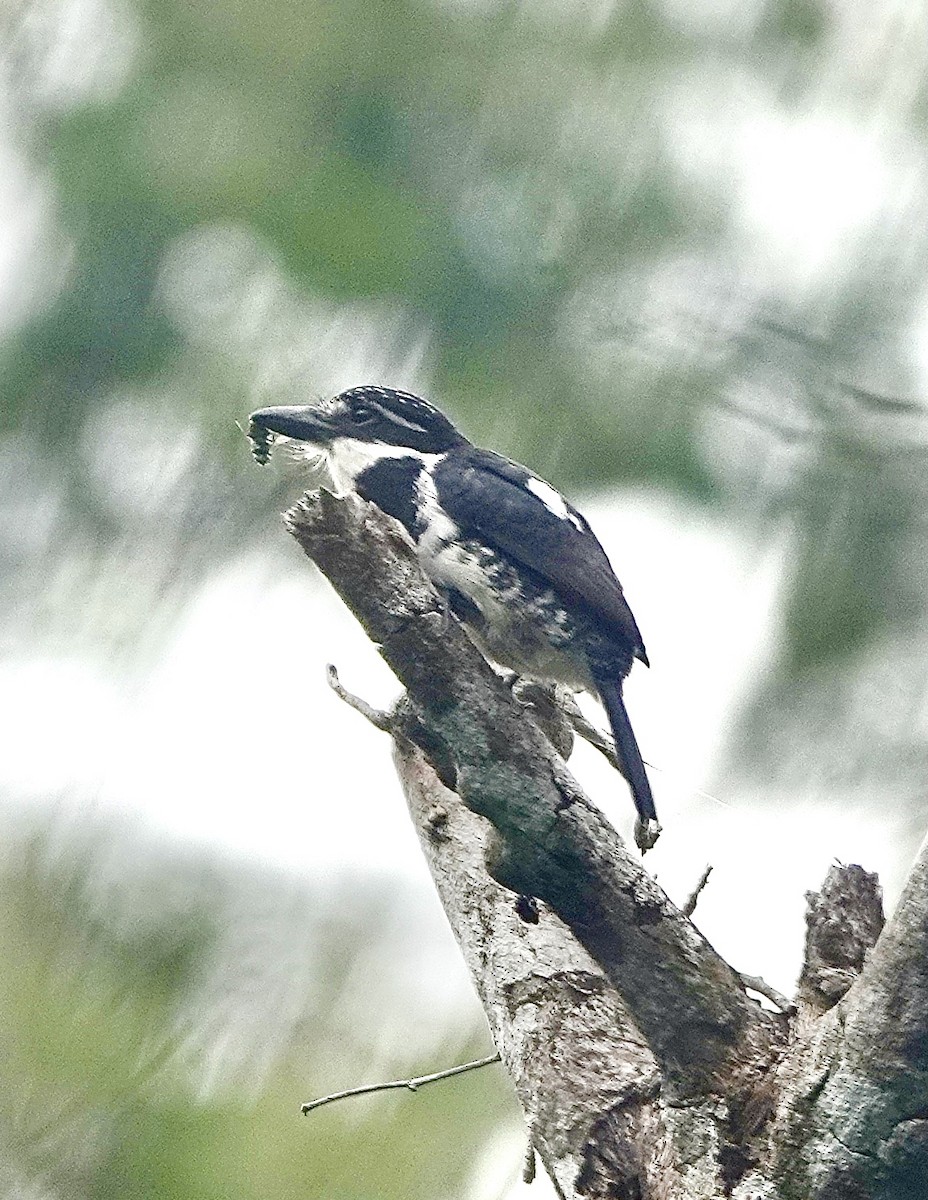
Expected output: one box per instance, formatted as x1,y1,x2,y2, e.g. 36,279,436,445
283,490,928,1199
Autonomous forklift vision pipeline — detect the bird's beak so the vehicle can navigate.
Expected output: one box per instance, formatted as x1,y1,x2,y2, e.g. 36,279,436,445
249,405,330,442
247,404,333,464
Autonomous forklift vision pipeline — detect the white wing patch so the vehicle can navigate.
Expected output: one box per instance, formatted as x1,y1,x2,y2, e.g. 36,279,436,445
525,476,584,530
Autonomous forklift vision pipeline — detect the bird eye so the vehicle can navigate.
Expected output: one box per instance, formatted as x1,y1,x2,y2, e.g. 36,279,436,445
351,402,377,425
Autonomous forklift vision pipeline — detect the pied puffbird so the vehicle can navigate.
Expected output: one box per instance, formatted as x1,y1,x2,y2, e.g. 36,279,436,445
249,386,659,849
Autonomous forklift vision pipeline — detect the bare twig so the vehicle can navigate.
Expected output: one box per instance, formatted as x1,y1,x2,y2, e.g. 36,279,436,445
523,1139,537,1184
557,692,731,817
300,1052,501,1115
557,691,621,771
326,663,394,731
738,973,794,1014
682,865,713,918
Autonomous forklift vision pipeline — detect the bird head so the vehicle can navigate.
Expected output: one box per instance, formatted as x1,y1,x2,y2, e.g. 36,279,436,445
248,386,467,465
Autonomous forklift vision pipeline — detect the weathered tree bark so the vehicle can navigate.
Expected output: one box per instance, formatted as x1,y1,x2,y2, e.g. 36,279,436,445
283,489,928,1199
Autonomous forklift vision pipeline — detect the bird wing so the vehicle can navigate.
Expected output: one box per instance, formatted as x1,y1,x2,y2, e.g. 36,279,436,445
433,448,648,663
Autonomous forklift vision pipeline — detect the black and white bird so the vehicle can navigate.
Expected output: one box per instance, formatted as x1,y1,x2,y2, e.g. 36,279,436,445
249,385,660,848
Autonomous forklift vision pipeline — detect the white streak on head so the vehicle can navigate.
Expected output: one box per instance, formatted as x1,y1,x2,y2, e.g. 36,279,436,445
367,398,429,433
525,476,584,530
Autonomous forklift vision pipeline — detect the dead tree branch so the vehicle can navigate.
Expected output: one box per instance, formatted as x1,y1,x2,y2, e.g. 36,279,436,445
286,493,777,1084
682,864,713,918
278,489,928,1199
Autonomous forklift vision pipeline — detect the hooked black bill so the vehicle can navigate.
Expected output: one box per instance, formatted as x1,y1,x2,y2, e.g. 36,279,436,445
247,405,330,465
246,383,658,844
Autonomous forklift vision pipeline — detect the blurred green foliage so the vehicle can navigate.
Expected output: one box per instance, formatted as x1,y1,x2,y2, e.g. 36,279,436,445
0,824,513,1199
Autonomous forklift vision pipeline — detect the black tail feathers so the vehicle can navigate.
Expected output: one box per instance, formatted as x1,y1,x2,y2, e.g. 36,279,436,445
597,678,657,824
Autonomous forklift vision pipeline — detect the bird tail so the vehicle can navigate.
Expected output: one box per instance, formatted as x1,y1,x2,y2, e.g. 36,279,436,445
597,678,657,824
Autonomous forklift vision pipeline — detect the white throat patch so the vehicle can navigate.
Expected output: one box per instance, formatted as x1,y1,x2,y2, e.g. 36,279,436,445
325,439,438,496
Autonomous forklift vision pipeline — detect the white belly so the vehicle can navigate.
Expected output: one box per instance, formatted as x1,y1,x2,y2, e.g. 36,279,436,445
417,537,592,690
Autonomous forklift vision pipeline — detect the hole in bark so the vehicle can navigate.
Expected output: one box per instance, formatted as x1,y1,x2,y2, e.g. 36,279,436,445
515,894,540,924
719,1143,753,1195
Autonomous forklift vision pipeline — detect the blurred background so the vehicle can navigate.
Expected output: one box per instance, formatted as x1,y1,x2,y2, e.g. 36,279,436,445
3,0,928,1195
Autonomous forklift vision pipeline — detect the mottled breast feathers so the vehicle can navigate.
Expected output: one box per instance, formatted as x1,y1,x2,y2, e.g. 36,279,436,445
432,448,648,664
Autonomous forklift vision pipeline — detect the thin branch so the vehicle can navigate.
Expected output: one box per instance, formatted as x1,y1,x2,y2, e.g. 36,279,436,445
300,1052,501,1115
326,662,394,731
557,690,621,771
523,1140,537,1184
547,692,661,852
738,973,794,1014
682,865,713,918
680,870,792,1010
